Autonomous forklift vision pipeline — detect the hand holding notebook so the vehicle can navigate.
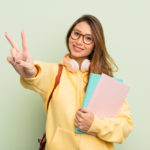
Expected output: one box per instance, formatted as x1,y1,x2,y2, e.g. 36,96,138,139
75,73,129,134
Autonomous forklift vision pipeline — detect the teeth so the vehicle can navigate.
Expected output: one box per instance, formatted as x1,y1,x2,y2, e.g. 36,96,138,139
74,46,82,50
76,47,81,50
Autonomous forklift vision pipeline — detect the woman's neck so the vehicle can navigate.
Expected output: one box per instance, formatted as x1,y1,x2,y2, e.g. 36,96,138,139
70,55,87,69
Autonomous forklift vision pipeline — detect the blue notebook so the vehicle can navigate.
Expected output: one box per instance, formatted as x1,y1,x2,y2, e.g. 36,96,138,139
75,73,123,134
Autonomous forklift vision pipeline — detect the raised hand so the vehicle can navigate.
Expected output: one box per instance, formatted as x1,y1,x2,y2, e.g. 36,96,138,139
5,30,38,78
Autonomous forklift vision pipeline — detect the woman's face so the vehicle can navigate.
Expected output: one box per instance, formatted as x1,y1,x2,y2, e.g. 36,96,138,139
68,21,94,60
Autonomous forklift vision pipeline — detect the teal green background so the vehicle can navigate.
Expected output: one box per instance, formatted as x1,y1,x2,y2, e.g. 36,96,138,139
0,0,150,149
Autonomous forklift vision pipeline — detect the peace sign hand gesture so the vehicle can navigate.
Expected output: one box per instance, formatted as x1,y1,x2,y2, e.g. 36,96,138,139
5,31,38,78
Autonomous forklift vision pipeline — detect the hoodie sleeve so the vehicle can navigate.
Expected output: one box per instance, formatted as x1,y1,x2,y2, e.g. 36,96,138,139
87,100,133,143
20,60,59,111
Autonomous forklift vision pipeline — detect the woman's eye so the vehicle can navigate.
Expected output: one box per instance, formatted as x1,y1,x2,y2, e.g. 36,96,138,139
85,36,92,41
74,31,80,36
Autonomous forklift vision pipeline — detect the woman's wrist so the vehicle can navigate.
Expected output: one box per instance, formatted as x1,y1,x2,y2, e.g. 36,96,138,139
24,65,38,78
30,66,38,78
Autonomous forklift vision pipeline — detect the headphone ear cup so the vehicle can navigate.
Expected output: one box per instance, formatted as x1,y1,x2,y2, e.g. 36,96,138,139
63,55,79,72
69,59,79,72
63,54,90,72
81,59,90,72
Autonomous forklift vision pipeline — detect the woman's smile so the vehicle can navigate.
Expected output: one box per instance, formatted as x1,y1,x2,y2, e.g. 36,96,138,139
73,44,84,52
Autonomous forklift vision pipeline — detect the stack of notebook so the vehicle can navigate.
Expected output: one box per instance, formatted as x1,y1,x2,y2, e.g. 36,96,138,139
75,73,129,134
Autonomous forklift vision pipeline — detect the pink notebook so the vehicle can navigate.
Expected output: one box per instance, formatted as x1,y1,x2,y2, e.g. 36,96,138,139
87,73,129,118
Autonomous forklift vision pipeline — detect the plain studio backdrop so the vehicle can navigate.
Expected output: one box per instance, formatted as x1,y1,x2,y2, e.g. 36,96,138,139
0,0,149,149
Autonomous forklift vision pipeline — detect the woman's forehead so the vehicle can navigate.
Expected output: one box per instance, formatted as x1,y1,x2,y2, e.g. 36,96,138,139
74,22,92,35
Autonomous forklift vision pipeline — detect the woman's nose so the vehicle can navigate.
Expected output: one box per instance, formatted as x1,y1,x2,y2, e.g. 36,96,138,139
76,36,84,45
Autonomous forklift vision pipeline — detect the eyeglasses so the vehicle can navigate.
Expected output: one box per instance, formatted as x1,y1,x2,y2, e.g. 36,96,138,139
70,30,94,45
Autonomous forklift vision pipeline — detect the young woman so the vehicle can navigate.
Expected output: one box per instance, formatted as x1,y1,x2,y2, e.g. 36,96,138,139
5,14,133,150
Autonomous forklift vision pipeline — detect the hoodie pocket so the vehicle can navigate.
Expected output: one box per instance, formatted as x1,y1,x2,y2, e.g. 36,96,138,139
49,127,78,150
80,134,113,150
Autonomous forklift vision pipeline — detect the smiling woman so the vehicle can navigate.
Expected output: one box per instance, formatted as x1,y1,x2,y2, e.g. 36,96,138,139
66,15,118,76
5,14,133,150
68,22,94,61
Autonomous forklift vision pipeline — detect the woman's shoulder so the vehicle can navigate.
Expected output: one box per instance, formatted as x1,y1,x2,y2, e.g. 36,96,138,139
33,60,61,74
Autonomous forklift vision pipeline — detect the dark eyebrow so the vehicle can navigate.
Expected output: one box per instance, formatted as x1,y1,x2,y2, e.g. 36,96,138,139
73,28,92,36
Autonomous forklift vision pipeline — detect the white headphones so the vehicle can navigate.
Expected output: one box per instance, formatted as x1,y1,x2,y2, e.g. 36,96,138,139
63,54,90,73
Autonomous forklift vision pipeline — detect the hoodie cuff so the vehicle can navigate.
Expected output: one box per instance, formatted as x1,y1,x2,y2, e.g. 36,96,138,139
87,115,102,133
21,61,42,81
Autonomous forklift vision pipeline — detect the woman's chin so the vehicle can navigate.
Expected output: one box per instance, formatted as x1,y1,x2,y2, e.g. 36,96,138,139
70,51,82,58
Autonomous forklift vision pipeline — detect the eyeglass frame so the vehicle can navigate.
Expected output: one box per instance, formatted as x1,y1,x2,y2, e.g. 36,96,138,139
70,29,94,45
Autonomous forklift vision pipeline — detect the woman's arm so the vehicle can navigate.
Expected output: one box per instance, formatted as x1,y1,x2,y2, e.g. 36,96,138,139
20,61,58,96
5,31,59,107
20,61,59,113
75,100,133,143
87,100,133,143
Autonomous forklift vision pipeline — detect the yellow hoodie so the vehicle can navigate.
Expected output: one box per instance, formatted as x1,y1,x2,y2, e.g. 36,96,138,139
20,60,133,150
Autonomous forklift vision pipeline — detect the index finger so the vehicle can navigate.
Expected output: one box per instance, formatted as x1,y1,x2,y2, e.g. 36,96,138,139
21,30,28,52
5,32,20,52
76,110,84,118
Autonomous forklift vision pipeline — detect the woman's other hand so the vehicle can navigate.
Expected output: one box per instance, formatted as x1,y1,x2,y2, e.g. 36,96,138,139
5,30,38,78
75,108,97,136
